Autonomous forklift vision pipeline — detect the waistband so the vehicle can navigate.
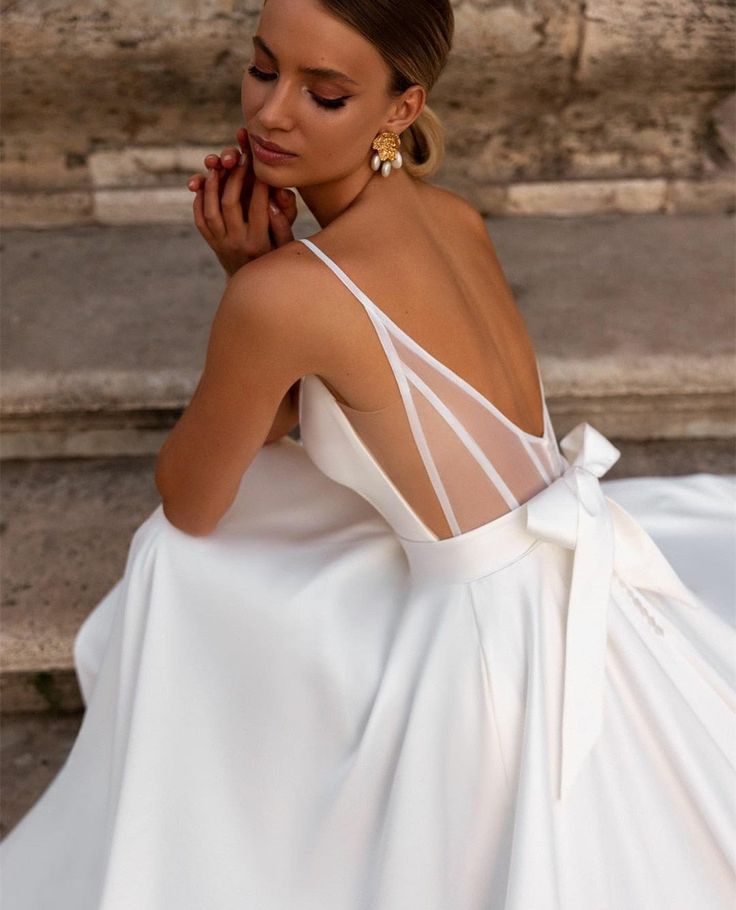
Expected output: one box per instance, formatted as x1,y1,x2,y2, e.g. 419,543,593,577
397,499,539,586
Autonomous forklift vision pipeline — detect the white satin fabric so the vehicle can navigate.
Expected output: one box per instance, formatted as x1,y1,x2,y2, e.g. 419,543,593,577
1,371,735,909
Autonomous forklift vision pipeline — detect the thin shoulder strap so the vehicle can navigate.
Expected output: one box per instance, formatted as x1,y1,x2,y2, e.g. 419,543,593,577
298,238,385,323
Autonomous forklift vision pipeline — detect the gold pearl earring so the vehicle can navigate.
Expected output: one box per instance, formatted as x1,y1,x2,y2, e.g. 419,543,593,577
370,130,403,177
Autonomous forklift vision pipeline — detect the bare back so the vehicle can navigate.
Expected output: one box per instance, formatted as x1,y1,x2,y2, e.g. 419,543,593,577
295,181,559,539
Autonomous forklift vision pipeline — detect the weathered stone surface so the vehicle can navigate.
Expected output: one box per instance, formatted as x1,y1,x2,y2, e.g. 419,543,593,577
5,176,734,230
0,191,94,228
443,89,732,188
664,176,736,215
1,455,160,713
0,711,84,838
713,93,736,162
505,178,668,215
579,0,734,90
1,0,733,223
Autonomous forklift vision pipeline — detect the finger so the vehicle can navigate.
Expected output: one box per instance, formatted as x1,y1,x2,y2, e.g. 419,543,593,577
187,173,206,192
247,176,270,244
239,146,257,212
219,146,241,169
193,186,216,244
220,154,248,235
276,188,298,224
203,167,225,238
268,199,295,248
236,127,249,152
204,153,221,171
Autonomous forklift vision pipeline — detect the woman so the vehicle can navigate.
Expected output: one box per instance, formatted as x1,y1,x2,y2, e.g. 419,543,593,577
2,0,735,906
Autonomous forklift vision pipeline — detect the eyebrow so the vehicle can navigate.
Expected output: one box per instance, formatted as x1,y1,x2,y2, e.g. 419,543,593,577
252,35,360,86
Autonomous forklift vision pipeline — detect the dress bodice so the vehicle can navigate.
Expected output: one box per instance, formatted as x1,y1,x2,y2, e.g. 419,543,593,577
295,237,565,544
299,371,444,542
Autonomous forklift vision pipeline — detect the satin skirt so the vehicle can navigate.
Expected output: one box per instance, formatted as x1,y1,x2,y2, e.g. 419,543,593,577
1,437,734,909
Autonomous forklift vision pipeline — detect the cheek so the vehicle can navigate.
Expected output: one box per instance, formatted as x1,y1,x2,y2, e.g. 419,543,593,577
330,118,375,162
240,79,263,119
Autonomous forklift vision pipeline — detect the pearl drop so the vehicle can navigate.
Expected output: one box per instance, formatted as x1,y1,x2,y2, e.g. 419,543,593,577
392,151,403,169
381,160,392,177
370,152,381,171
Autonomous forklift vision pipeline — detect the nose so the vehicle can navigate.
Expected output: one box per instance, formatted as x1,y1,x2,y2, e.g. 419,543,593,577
255,79,296,132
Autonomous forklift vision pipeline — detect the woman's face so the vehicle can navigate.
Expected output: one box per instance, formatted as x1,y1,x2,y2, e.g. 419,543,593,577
241,0,417,188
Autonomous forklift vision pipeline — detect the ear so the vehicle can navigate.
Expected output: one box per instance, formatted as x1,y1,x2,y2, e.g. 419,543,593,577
383,84,426,135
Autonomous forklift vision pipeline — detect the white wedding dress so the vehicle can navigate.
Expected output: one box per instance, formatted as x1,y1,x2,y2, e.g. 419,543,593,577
2,237,735,909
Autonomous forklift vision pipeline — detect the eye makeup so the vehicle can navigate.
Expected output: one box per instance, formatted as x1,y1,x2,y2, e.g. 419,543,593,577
246,64,351,110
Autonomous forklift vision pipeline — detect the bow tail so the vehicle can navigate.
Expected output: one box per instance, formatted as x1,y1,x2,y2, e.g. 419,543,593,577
526,422,708,805
558,493,708,802
557,476,616,801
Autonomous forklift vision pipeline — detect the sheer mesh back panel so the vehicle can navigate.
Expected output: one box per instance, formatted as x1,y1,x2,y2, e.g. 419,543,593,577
297,238,561,538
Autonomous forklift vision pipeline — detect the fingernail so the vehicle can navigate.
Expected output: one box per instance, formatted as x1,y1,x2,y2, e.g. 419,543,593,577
268,201,280,215
239,152,247,166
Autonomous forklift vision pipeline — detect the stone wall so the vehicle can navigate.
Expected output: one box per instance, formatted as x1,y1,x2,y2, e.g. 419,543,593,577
2,0,734,226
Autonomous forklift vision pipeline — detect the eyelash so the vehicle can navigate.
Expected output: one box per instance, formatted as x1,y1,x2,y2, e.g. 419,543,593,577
246,64,349,110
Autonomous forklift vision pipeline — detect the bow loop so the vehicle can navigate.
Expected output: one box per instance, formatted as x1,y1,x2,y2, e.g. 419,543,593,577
526,422,620,552
560,421,621,477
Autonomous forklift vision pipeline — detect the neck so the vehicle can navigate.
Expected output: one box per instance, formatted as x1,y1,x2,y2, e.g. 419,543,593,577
297,163,418,228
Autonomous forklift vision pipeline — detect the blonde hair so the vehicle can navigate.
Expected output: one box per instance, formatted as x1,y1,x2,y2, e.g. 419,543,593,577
317,0,454,179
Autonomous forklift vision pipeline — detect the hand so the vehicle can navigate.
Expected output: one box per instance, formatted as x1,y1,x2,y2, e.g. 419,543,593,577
187,127,299,276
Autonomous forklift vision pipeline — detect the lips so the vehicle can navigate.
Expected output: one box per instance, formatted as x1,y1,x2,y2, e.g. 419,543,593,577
251,134,296,155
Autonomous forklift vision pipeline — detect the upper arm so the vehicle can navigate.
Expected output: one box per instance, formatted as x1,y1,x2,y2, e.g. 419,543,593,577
263,377,301,444
154,246,327,534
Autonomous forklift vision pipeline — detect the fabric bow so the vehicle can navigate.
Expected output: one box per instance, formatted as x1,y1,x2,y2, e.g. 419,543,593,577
525,422,622,802
525,421,707,803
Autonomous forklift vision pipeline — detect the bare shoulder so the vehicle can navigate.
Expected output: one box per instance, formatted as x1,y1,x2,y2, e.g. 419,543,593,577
230,239,316,297
223,240,344,373
420,182,489,238
227,239,335,319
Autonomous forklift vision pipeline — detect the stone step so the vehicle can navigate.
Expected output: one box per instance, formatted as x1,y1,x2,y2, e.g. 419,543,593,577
1,456,160,715
3,438,734,716
2,213,734,459
0,711,83,839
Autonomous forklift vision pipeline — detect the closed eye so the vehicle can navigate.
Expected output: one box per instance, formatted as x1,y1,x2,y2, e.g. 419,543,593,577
246,65,350,110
